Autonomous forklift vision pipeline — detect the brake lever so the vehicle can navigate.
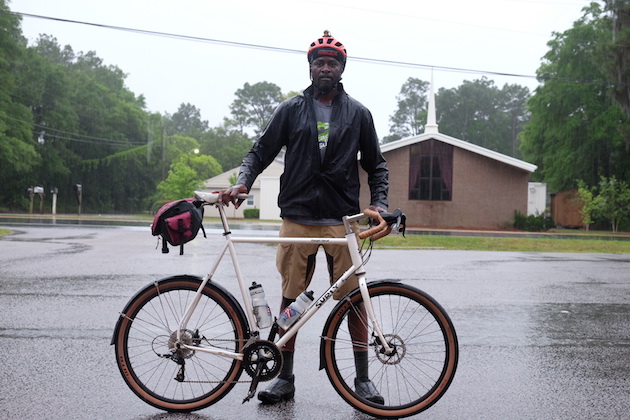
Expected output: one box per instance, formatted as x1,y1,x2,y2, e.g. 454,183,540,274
396,214,407,237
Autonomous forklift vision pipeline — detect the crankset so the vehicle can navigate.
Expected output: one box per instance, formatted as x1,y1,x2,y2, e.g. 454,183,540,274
241,340,283,403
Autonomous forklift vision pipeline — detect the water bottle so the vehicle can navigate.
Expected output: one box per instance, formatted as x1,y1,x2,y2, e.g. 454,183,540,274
249,282,272,329
277,290,314,329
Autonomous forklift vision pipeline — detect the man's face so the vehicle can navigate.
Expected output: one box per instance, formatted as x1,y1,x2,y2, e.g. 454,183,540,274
310,56,344,93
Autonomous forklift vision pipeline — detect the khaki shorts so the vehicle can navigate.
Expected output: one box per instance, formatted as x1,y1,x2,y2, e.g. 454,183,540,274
276,219,359,300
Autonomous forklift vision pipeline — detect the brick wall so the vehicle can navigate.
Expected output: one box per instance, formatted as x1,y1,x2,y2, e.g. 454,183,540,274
360,142,530,229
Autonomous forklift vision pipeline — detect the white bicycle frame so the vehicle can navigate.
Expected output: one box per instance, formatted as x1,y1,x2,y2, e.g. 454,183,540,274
175,191,393,359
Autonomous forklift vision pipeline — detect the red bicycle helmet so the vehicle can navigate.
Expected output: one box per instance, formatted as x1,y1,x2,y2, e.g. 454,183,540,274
307,30,347,67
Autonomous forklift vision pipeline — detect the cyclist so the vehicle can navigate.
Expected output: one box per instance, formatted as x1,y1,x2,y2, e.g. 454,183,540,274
218,30,388,405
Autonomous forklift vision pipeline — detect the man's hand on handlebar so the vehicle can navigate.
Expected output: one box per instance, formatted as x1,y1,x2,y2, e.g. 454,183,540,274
360,206,406,240
368,205,387,213
367,204,387,225
214,184,248,208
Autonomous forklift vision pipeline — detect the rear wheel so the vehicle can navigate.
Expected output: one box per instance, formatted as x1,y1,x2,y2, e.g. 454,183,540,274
113,276,248,412
322,282,458,418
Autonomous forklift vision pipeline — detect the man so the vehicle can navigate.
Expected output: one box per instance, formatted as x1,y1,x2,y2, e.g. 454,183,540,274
218,30,388,405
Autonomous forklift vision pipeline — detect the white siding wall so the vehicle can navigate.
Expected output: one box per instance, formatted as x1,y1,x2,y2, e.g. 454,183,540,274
259,177,281,220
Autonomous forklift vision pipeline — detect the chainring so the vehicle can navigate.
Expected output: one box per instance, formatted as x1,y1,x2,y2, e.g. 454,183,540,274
242,340,282,381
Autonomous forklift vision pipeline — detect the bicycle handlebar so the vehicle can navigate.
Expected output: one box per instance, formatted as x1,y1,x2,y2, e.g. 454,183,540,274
194,191,248,205
359,209,393,241
195,190,404,241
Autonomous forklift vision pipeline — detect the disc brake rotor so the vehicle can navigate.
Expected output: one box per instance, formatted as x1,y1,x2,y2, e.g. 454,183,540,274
373,333,406,365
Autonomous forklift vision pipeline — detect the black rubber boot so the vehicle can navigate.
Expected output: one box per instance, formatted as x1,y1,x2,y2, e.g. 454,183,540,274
354,377,384,405
257,374,295,404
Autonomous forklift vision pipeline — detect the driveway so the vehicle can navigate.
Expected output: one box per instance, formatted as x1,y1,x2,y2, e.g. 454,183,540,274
0,224,628,419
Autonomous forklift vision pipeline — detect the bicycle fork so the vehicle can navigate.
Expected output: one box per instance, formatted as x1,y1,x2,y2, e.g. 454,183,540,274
345,228,394,356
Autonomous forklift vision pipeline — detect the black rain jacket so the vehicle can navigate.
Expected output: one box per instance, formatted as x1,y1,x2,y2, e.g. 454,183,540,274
237,83,388,220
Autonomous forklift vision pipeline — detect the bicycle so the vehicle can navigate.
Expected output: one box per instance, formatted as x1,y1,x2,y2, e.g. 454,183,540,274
111,191,458,419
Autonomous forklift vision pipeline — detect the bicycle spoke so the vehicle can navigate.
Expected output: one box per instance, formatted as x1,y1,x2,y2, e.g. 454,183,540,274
114,278,247,412
322,283,458,418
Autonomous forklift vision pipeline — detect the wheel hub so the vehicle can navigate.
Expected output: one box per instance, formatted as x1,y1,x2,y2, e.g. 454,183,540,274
373,333,406,365
166,329,201,360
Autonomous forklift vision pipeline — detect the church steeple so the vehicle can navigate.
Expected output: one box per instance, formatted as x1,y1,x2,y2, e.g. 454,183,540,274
424,70,439,134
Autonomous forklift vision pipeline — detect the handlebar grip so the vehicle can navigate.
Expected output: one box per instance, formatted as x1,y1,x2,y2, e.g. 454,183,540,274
194,191,249,204
372,225,393,241
359,209,392,240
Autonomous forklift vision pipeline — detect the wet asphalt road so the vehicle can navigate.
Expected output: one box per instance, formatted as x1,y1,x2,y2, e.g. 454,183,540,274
0,223,629,420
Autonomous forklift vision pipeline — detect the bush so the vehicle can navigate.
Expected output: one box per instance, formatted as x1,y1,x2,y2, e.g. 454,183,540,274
514,210,554,232
243,208,260,219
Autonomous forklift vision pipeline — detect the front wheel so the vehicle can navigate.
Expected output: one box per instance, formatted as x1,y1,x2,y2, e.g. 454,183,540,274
112,275,249,412
321,281,458,419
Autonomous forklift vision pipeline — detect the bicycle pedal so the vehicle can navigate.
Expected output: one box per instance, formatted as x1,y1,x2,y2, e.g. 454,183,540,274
243,373,261,404
242,389,256,404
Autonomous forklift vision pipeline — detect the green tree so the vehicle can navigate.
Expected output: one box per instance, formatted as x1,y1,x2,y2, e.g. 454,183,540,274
281,90,301,101
165,103,209,138
66,49,147,160
31,33,75,66
164,135,201,163
80,145,160,213
199,122,253,170
11,34,151,212
229,81,282,136
577,180,598,230
437,78,530,156
156,160,204,201
438,78,497,146
499,84,531,157
228,172,238,186
178,153,222,182
0,2,41,209
601,0,630,150
596,175,630,233
153,135,222,200
386,77,429,142
520,3,630,192
383,77,530,150
17,35,81,197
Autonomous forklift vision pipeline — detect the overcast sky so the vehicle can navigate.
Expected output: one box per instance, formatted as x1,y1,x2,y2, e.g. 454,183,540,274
11,0,592,139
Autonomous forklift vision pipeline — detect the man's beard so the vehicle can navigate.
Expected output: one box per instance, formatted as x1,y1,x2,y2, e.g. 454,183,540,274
317,83,333,94
314,77,340,94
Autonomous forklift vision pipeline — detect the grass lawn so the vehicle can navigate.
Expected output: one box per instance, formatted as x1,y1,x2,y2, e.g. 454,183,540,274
375,231,630,253
1,217,629,254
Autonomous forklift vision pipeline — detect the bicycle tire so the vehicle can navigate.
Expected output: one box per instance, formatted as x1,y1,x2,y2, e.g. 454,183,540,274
112,275,249,412
321,281,458,419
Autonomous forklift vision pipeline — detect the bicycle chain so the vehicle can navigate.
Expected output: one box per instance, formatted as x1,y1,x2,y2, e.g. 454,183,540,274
176,337,254,384
180,379,253,384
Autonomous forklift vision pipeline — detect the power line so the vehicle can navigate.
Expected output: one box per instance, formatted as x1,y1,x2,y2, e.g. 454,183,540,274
31,121,145,146
0,114,146,147
12,11,305,56
34,132,144,146
2,5,625,147
12,8,624,85
10,9,625,85
9,10,539,81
